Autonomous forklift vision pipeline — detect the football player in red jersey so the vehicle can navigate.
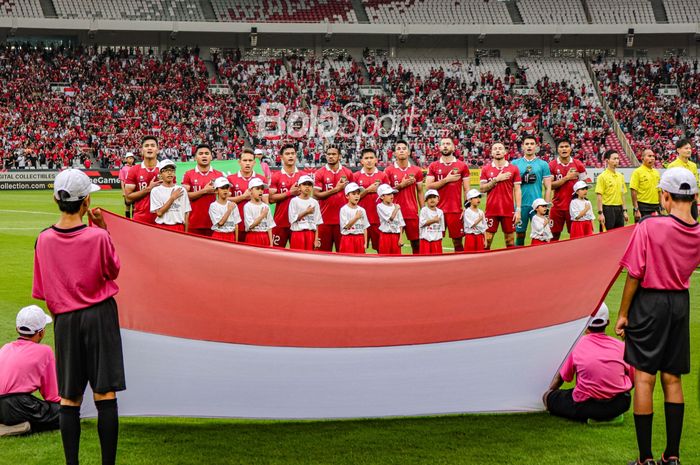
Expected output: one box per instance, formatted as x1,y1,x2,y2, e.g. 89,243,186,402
384,140,423,254
227,148,268,243
181,144,222,237
479,142,522,249
269,143,304,248
313,145,354,252
353,148,388,251
425,137,470,252
124,135,162,224
548,138,588,241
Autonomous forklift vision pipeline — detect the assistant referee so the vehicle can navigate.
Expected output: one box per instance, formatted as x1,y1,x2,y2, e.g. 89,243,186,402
630,149,661,222
596,150,628,231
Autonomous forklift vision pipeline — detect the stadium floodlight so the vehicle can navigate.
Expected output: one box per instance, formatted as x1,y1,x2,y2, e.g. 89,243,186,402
250,27,258,47
626,28,634,47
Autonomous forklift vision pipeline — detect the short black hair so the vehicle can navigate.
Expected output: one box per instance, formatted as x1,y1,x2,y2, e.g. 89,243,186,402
588,325,607,333
556,138,571,147
195,144,211,153
141,135,158,146
279,143,296,155
361,148,377,157
55,193,84,214
326,145,340,153
675,138,691,150
603,149,618,161
670,192,696,203
395,139,410,150
522,135,538,144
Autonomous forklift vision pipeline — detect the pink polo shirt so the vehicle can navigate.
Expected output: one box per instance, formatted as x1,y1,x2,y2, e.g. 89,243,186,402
560,333,634,403
0,339,60,402
620,215,700,290
33,225,120,315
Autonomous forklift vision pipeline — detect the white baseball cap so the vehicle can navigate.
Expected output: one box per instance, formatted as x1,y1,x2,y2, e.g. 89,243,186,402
16,305,53,335
377,183,398,198
248,178,267,189
572,180,589,193
53,169,100,202
157,159,176,170
588,303,609,328
466,189,482,201
344,182,362,195
424,189,440,200
298,175,314,185
124,151,135,159
254,148,264,155
658,167,698,195
531,198,551,210
213,177,231,189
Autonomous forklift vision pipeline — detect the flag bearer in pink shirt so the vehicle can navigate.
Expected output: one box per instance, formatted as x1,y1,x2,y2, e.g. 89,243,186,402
543,303,634,423
615,168,700,465
0,305,60,436
32,169,124,465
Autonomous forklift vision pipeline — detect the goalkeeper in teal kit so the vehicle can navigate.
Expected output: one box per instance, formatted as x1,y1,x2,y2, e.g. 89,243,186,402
512,136,552,246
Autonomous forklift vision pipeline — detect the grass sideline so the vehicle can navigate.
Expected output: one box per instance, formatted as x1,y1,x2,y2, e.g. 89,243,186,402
0,190,698,465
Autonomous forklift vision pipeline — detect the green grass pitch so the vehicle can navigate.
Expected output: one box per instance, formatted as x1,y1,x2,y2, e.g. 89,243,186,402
0,190,698,465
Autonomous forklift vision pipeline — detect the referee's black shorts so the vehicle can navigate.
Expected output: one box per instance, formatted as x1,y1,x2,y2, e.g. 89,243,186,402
602,205,625,230
637,202,660,221
54,297,126,399
624,287,690,376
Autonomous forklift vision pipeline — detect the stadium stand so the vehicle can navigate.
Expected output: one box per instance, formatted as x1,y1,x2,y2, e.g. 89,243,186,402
53,0,205,21
362,0,512,24
0,0,43,18
663,0,700,23
211,0,357,23
593,57,700,165
516,0,587,24
587,0,656,24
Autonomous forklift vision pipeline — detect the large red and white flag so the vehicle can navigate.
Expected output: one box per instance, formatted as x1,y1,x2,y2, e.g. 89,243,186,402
83,212,633,419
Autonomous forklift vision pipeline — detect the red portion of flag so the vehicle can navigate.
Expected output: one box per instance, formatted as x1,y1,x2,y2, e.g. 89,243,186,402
102,211,633,348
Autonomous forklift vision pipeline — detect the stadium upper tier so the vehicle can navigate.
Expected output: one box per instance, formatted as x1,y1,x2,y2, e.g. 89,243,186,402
1,0,699,23
0,46,698,171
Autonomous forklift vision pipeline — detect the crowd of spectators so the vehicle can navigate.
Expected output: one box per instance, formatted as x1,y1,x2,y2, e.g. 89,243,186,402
593,57,700,167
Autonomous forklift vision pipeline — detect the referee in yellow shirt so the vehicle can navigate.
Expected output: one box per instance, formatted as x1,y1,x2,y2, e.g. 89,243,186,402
596,150,627,231
630,149,661,222
667,138,699,219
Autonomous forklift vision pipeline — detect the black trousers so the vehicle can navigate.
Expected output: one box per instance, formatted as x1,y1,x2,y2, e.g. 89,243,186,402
547,389,631,422
602,205,625,231
0,394,60,433
637,202,660,222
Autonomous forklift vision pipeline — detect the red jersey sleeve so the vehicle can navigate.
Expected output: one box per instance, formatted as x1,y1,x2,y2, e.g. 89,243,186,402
460,164,470,180
181,171,192,189
511,165,521,183
427,162,437,178
314,169,324,190
415,167,425,182
479,166,489,182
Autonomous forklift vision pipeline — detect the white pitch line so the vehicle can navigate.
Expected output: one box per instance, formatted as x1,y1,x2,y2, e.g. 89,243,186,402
0,209,55,216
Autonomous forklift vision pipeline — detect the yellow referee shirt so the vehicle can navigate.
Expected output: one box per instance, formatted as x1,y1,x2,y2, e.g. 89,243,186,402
667,157,699,183
595,169,626,206
629,165,661,204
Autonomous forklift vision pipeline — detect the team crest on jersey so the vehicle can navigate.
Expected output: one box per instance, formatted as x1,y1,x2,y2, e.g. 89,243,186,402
326,177,331,182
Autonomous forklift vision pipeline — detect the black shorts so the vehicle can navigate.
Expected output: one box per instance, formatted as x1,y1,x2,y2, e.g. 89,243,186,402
602,205,625,231
0,394,59,433
637,202,660,221
624,288,690,376
546,389,631,422
54,297,126,399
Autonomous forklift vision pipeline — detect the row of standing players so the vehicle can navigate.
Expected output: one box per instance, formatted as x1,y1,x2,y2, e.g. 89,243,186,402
122,136,599,254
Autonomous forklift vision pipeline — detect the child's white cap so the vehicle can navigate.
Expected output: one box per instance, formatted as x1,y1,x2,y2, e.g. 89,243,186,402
344,182,361,195
254,148,264,155
16,305,53,335
531,198,551,210
588,303,609,328
158,159,176,170
466,189,482,201
572,180,589,193
53,168,100,202
213,177,231,189
248,178,267,189
377,183,398,198
298,175,314,185
424,189,440,200
124,152,135,159
658,167,698,195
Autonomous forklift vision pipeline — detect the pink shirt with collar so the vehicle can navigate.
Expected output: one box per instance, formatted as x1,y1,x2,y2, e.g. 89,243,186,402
0,339,60,402
560,332,634,402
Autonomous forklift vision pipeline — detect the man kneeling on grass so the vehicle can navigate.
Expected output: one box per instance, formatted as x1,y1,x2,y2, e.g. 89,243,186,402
0,305,60,436
543,303,634,423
